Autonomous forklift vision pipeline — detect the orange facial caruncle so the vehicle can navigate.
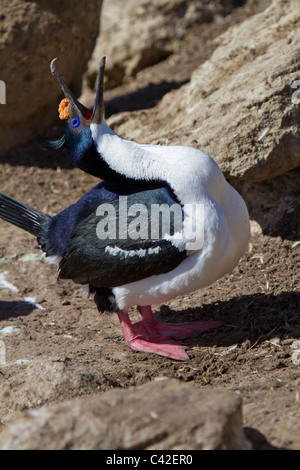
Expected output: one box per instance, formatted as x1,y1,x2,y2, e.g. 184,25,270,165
58,98,71,120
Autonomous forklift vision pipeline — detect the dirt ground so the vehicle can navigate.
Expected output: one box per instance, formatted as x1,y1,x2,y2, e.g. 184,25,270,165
0,0,300,450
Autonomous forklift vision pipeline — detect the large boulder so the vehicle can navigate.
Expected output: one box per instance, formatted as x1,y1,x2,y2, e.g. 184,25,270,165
0,0,102,153
110,0,300,181
0,378,251,450
87,0,248,90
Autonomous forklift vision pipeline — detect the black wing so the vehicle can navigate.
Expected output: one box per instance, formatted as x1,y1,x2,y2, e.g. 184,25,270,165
59,187,187,287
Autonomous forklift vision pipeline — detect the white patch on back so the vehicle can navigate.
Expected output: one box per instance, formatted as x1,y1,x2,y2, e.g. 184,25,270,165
105,245,161,259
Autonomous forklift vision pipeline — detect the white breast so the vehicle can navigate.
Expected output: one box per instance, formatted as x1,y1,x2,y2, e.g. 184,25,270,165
111,173,250,311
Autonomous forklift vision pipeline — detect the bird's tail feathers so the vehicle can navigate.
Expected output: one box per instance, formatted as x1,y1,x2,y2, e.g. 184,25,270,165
0,192,50,238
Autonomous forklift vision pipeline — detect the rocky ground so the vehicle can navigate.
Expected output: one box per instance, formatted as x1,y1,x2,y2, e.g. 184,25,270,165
0,0,299,450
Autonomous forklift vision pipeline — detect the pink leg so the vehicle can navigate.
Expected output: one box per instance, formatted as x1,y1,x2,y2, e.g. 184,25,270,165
117,307,222,361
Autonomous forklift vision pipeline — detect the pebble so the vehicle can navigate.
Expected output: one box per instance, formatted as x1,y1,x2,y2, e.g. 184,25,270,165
291,350,300,366
0,326,22,336
290,341,300,366
271,337,281,345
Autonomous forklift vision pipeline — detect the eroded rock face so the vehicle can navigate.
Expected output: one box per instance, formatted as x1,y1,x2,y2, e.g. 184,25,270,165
110,0,300,182
0,0,102,153
0,378,251,450
87,0,248,90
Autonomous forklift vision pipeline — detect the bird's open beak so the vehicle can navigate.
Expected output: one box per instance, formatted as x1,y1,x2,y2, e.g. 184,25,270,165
50,56,106,125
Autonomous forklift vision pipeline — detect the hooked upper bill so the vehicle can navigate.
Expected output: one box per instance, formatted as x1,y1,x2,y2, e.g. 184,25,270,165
50,56,106,124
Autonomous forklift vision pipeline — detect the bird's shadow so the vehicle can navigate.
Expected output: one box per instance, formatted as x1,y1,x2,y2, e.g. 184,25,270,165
0,300,38,321
156,291,300,349
229,171,300,241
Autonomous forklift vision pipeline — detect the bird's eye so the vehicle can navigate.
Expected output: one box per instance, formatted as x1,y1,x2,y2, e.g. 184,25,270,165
71,117,80,128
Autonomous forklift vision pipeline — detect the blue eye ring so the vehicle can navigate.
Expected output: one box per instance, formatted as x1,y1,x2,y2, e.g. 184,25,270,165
71,117,80,128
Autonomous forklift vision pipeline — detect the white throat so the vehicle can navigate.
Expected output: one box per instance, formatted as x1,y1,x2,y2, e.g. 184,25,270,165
90,120,224,206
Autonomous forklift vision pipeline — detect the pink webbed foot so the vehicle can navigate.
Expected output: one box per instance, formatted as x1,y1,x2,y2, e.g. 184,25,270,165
117,310,189,360
117,306,222,361
138,305,222,340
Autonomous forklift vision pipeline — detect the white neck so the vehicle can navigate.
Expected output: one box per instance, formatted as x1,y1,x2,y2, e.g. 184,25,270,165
90,120,225,205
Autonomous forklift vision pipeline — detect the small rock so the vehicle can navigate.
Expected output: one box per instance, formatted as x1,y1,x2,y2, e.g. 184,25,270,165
0,326,21,336
250,220,263,236
292,350,300,366
291,340,300,350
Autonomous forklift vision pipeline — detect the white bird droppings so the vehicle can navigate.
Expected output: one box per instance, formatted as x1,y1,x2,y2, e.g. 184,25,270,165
23,296,45,310
0,271,18,293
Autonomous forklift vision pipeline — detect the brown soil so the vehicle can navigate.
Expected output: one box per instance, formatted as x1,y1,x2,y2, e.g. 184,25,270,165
0,0,299,450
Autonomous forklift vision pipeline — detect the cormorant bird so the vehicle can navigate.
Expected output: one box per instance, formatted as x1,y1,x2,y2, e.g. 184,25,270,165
0,57,250,360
